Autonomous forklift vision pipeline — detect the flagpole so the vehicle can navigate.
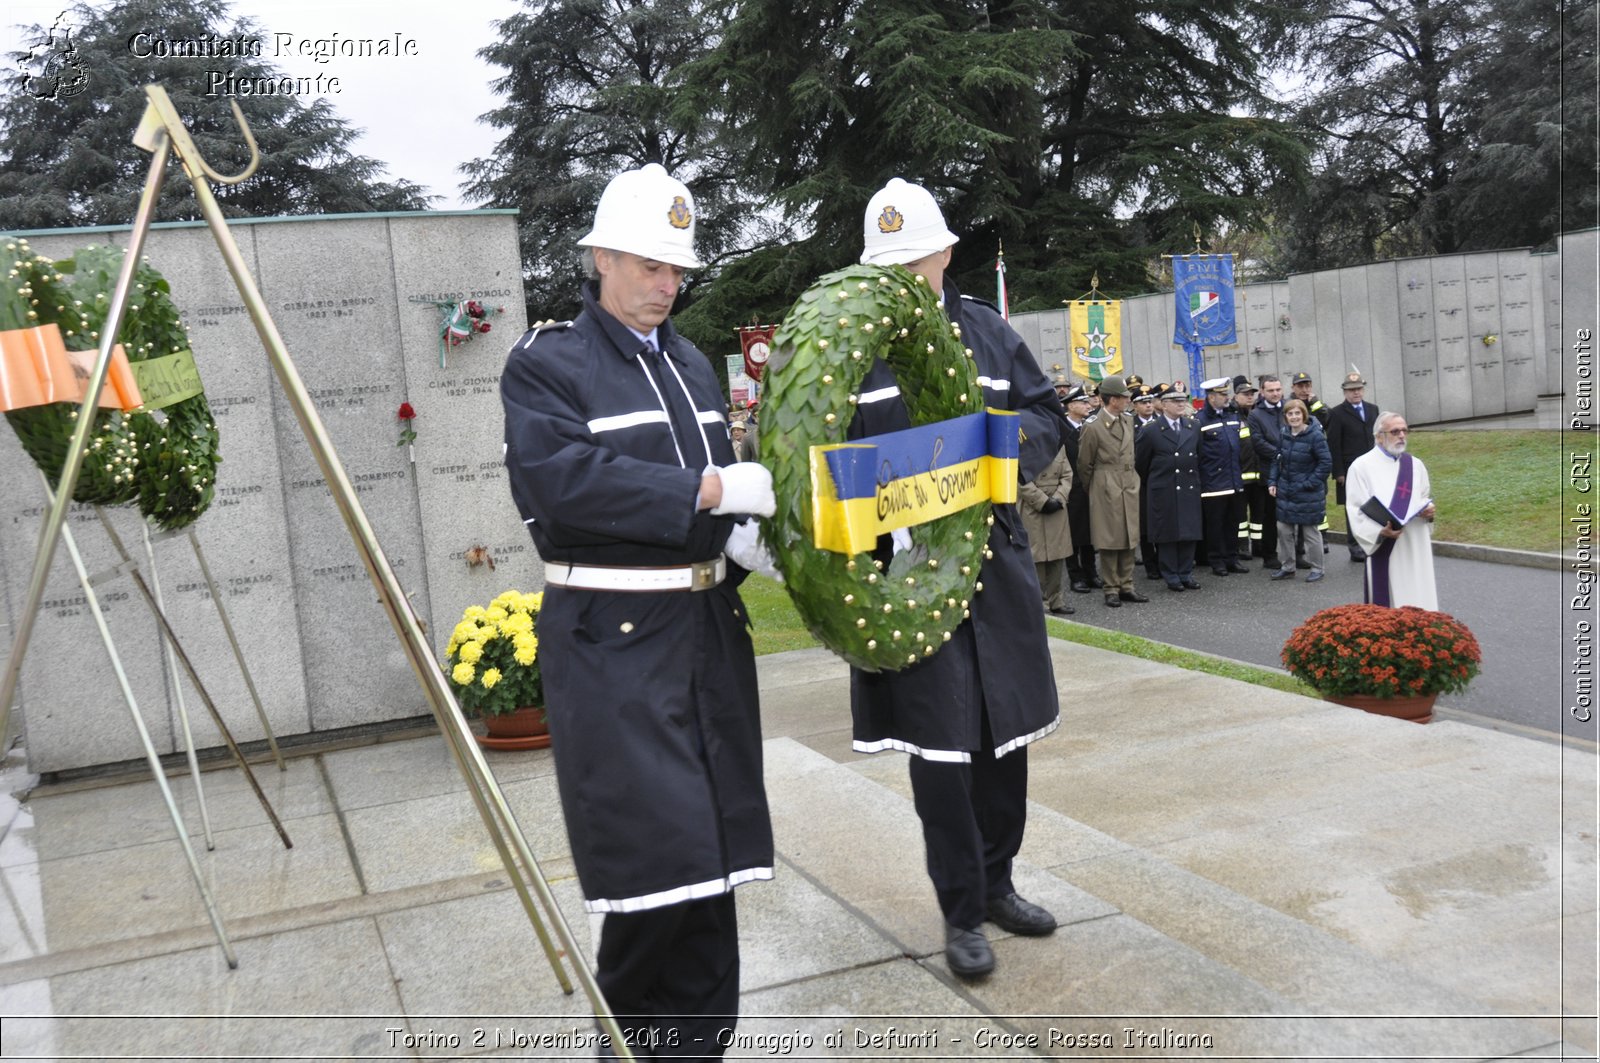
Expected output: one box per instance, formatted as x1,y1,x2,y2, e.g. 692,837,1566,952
995,242,1008,321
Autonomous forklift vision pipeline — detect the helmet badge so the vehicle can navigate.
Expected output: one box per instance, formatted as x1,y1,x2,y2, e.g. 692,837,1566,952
668,195,693,230
877,204,904,234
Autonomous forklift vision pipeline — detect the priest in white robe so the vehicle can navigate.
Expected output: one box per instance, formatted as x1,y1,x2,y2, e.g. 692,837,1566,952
1345,410,1438,610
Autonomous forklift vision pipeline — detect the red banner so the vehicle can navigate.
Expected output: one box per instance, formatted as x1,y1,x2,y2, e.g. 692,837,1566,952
738,325,776,382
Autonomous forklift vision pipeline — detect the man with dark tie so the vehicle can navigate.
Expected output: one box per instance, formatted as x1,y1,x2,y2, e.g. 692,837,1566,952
1324,371,1378,563
1135,384,1204,591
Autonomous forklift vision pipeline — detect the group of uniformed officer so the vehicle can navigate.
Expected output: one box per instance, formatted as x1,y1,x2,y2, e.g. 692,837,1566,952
1025,367,1341,603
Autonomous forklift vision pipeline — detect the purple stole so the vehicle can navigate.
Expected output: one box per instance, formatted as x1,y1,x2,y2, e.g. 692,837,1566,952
1364,452,1413,607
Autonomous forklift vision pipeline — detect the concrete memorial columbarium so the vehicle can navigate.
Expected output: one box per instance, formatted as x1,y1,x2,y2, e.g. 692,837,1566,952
1,210,530,774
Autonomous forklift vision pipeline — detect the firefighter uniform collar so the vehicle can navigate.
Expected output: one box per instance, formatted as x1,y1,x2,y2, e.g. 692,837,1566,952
582,280,682,364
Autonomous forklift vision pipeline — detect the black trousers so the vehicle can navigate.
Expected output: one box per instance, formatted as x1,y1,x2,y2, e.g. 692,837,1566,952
1157,540,1197,586
596,892,739,1061
907,714,1029,931
1257,488,1280,565
1202,493,1244,571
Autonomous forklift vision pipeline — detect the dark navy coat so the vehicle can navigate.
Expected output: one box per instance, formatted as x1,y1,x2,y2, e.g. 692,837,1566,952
1134,415,1203,543
500,282,773,913
1196,402,1245,496
1270,421,1333,526
847,283,1061,761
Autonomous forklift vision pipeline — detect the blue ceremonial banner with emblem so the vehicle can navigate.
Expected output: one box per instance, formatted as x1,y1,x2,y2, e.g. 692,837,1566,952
809,410,1020,554
1171,254,1237,391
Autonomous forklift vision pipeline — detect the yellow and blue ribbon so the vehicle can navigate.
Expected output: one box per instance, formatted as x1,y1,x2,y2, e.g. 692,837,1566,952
809,409,1020,554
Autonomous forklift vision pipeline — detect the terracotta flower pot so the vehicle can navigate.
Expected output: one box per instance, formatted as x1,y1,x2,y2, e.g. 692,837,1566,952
1323,691,1438,725
478,705,551,750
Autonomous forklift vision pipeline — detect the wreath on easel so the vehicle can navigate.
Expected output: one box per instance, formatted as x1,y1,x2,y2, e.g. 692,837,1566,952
761,265,991,672
0,238,220,529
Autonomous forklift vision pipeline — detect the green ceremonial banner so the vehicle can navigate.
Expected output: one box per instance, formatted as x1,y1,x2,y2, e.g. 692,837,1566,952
128,349,204,410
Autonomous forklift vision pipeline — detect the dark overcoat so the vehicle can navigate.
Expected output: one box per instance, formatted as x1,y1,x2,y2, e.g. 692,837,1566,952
1135,415,1203,543
1324,400,1376,504
847,283,1061,761
500,282,773,913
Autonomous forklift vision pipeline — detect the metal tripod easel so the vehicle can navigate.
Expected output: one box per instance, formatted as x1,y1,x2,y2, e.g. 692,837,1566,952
0,85,630,1052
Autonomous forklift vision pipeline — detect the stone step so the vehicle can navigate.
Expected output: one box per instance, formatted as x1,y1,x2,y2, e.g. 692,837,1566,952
757,734,1572,1060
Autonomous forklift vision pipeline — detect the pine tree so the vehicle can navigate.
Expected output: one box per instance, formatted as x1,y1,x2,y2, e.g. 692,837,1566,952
0,0,431,232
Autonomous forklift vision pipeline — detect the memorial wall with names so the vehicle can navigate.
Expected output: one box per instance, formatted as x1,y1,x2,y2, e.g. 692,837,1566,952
0,211,534,774
1010,230,1595,419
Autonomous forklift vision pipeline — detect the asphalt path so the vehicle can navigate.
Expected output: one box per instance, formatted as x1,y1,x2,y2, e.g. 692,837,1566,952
1052,544,1582,741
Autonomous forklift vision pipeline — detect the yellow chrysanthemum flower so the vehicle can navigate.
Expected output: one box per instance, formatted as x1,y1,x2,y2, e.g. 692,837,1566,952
513,641,537,667
452,620,480,645
463,606,488,622
485,606,508,623
452,661,475,686
480,668,502,689
459,641,484,664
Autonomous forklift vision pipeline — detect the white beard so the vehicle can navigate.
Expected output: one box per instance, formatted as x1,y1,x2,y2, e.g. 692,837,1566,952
1379,438,1408,457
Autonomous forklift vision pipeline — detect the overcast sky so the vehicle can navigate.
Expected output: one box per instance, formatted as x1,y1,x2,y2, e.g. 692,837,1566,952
2,0,509,210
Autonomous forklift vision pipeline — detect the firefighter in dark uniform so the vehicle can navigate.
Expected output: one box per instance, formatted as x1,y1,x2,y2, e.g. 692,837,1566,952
1196,377,1250,576
848,178,1062,981
1230,376,1267,561
500,164,776,1058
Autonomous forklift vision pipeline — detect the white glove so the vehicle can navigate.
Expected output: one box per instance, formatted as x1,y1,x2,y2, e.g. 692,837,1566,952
891,528,912,555
726,519,782,582
710,462,776,517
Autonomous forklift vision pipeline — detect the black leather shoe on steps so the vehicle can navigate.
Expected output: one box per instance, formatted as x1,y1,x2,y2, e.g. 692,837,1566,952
986,893,1058,936
944,923,995,978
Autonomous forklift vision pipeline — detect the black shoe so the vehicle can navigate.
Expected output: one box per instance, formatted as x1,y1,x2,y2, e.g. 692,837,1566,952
1089,575,1105,589
1145,570,1163,581
1349,552,1366,563
1070,580,1091,594
986,893,1058,936
1269,568,1296,581
1049,605,1076,616
1167,582,1185,592
1211,568,1229,577
1295,558,1312,570
1226,563,1250,574
945,923,995,978
1103,594,1121,608
1262,556,1282,569
1119,590,1149,603
1181,579,1201,590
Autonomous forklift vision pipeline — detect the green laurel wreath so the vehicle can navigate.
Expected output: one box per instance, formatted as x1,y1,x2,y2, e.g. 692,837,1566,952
762,264,993,672
0,239,220,529
1,238,141,505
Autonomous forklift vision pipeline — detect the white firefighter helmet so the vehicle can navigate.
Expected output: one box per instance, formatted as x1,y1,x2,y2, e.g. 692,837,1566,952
578,163,705,270
859,177,959,266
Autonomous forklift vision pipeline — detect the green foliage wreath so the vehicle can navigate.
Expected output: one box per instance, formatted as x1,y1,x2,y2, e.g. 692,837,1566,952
0,239,220,528
761,265,993,672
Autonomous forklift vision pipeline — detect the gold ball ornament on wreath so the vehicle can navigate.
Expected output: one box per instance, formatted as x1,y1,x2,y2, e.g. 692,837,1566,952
761,265,988,672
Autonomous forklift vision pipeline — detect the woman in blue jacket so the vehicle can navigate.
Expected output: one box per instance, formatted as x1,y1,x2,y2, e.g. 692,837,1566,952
1268,399,1333,582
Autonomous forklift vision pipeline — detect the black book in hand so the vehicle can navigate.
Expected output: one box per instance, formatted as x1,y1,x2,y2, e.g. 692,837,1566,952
1359,495,1401,528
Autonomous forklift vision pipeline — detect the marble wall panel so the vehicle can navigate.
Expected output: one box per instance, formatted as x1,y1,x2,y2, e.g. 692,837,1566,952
1285,274,1319,392
129,223,308,754
1430,255,1474,420
1309,269,1347,390
1240,284,1280,384
1214,284,1247,383
1012,314,1042,370
250,218,426,733
1395,257,1440,424
1273,283,1296,379
1035,310,1069,382
1495,251,1538,413
1462,252,1506,417
1531,251,1557,397
386,214,533,667
1361,261,1404,412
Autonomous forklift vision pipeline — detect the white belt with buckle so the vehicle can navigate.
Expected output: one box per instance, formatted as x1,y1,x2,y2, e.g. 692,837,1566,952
543,554,726,593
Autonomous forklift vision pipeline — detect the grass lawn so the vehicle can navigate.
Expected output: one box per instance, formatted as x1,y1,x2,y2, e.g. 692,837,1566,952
740,428,1558,693
1322,429,1563,553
